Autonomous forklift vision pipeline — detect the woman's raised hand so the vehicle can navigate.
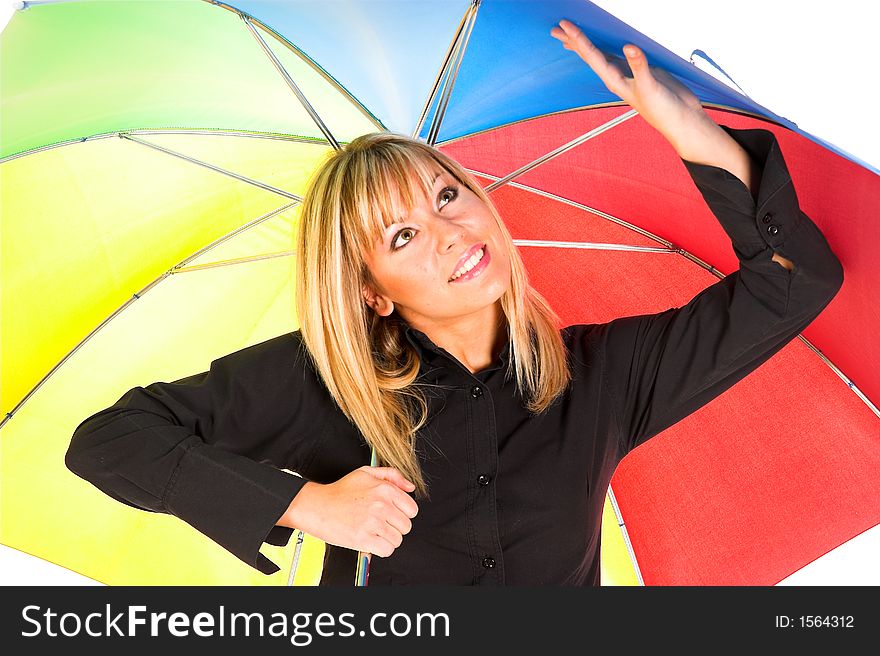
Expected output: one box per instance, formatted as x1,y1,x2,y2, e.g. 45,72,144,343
281,466,419,558
550,19,708,149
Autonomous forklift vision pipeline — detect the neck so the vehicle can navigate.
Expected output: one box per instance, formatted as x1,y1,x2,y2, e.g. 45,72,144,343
407,302,506,374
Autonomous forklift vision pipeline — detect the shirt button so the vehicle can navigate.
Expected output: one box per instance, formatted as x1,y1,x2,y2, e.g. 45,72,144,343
471,385,483,398
767,225,780,236
477,474,491,486
482,557,496,569
762,213,773,224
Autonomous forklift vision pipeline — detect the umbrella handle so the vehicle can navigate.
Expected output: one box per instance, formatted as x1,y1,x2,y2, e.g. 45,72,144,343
355,551,371,586
355,447,379,586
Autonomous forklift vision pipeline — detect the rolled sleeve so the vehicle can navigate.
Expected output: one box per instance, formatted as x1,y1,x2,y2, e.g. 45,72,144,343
66,332,319,576
599,125,843,456
161,442,307,575
683,125,843,300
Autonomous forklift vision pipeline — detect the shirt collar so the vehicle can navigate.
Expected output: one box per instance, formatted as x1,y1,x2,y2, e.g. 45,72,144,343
403,322,510,373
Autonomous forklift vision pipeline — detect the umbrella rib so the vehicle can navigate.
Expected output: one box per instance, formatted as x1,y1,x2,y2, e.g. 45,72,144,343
173,251,295,273
0,202,297,430
412,2,474,140
206,0,385,132
795,336,880,419
483,109,639,193
513,240,674,254
239,14,340,151
0,129,336,164
427,0,482,146
607,484,645,586
0,134,100,163
119,133,301,200
127,129,329,145
175,201,299,271
467,168,674,248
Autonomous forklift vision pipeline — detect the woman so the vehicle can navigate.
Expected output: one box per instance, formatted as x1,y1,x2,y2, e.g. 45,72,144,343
65,21,843,585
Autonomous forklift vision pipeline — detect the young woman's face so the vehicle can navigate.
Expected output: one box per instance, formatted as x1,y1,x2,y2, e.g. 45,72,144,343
362,167,511,327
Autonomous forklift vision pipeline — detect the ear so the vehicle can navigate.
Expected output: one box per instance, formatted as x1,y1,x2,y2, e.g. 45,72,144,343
362,284,395,317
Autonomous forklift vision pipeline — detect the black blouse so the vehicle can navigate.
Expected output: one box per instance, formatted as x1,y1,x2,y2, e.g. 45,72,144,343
65,125,843,585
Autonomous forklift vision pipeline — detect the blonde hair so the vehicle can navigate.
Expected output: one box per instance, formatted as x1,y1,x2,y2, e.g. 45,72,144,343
295,133,570,498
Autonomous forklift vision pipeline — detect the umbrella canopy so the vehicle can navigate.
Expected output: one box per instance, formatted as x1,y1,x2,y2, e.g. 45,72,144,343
2,0,877,585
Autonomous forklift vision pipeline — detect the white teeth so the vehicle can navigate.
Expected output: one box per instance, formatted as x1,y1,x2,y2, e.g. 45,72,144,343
449,248,484,281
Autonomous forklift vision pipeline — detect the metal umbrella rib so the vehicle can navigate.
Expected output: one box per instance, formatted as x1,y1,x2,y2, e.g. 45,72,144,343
0,129,334,165
514,240,675,254
119,133,302,201
412,3,476,141
468,170,675,248
239,14,341,151
484,109,640,193
426,0,482,146
206,0,386,132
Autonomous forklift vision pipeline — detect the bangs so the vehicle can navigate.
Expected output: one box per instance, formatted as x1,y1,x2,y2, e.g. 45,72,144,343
342,145,451,257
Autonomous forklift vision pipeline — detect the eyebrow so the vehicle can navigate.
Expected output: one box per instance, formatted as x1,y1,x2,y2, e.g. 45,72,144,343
383,171,446,251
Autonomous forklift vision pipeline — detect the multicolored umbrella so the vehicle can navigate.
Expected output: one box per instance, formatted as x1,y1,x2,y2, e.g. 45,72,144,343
2,0,877,586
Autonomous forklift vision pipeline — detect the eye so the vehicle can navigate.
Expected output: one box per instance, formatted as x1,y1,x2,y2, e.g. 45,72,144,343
392,227,416,250
438,186,458,209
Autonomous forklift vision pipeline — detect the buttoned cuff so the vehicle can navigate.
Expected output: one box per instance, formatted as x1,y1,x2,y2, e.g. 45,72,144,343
162,442,308,575
681,125,803,262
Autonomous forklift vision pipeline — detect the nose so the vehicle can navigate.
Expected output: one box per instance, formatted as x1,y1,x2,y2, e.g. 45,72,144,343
433,214,466,254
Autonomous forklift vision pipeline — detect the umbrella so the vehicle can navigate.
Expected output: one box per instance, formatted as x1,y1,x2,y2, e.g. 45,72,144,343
2,0,877,586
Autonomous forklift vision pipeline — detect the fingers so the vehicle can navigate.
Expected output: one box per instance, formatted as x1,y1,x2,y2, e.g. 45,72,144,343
353,466,419,557
364,501,412,558
551,19,631,96
383,508,413,539
372,541,396,558
552,20,611,72
368,519,403,558
362,465,416,493
373,476,419,521
622,44,649,82
360,466,419,516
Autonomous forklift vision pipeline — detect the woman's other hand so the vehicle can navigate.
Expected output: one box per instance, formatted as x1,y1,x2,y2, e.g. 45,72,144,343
280,466,419,558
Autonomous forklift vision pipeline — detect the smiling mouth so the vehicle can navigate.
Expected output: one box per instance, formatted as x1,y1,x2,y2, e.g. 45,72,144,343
448,245,488,282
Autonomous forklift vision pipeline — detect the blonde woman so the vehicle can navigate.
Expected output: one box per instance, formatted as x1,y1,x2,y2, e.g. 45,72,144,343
66,21,842,585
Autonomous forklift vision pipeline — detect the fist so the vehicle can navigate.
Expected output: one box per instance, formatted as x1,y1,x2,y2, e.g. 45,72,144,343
282,466,419,558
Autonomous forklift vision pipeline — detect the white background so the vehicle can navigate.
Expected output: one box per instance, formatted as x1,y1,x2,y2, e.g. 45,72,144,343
1,0,877,585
